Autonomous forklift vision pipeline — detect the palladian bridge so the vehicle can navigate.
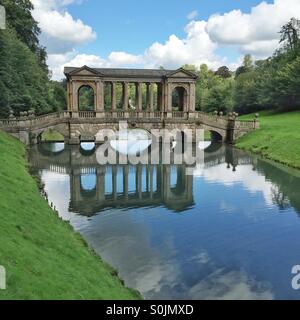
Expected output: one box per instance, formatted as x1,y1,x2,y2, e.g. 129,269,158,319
0,66,259,145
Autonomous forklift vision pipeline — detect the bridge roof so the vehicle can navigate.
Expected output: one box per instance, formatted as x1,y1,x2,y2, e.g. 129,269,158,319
64,66,198,79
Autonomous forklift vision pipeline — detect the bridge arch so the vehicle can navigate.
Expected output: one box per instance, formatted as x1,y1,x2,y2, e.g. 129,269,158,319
208,130,223,142
35,124,69,144
201,126,226,143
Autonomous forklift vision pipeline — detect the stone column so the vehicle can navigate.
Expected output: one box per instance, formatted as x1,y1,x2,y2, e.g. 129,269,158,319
96,81,104,113
189,83,196,112
135,82,142,111
72,81,79,112
157,83,161,111
111,82,117,111
67,81,72,111
123,82,129,111
147,83,154,111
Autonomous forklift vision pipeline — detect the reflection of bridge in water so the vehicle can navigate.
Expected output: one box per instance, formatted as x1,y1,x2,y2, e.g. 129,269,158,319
29,143,256,216
70,164,193,215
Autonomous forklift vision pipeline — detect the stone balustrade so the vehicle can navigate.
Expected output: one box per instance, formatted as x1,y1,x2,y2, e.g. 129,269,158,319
0,110,258,129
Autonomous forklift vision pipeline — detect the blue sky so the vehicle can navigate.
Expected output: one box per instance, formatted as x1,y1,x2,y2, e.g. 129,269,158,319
30,0,299,79
67,0,272,57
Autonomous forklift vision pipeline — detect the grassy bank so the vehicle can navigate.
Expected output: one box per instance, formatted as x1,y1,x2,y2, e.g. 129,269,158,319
41,129,64,142
236,110,300,169
0,131,140,300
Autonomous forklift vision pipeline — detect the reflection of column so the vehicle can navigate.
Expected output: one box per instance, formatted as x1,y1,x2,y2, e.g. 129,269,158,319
138,166,142,199
146,166,149,192
150,166,154,199
111,82,117,111
123,82,129,111
96,168,105,201
123,166,129,200
135,83,142,111
71,171,82,202
112,166,117,200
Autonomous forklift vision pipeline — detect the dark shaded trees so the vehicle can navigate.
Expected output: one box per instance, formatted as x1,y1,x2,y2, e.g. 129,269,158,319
0,0,66,118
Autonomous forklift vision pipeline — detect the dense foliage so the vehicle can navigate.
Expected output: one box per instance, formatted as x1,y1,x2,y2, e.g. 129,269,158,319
189,18,300,115
0,0,66,118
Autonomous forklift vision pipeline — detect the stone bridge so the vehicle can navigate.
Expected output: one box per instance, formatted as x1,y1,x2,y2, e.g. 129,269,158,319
0,110,259,145
0,66,259,144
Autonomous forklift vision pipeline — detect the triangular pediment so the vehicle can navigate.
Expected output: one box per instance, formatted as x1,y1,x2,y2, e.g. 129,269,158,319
166,68,198,79
67,65,102,76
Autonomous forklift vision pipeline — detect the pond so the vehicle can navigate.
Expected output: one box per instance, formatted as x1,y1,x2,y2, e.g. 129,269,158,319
29,142,300,300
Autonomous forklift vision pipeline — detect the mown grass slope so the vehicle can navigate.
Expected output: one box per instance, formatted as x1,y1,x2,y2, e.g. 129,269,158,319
237,111,300,169
0,131,140,300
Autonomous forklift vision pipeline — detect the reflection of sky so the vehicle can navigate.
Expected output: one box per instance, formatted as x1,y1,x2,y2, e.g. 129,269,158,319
80,174,97,191
38,148,300,300
80,142,95,151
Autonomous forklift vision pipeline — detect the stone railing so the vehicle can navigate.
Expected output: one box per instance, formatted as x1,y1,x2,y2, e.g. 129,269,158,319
235,119,260,130
0,110,258,130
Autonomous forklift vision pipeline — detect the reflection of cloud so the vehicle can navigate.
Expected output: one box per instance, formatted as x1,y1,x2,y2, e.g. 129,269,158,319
194,163,274,206
189,269,273,300
41,171,74,221
189,252,210,265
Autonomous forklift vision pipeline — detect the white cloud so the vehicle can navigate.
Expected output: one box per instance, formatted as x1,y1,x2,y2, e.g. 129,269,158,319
48,52,108,80
187,10,198,20
108,52,143,66
194,163,275,206
144,20,220,69
35,10,96,44
206,0,300,58
32,0,96,53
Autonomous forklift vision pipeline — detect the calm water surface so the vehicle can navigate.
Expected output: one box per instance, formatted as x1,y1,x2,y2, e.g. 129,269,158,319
29,142,300,300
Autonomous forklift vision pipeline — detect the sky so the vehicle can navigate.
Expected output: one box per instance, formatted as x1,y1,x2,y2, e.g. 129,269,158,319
30,0,300,80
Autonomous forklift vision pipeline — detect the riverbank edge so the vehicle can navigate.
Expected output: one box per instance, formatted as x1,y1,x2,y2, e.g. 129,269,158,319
235,111,300,171
235,141,300,171
0,130,141,300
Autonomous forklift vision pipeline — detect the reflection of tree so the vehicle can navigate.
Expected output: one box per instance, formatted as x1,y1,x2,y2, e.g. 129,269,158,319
271,185,291,210
257,160,300,214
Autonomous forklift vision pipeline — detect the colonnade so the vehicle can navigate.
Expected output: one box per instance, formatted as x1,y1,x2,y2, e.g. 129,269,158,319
65,66,197,114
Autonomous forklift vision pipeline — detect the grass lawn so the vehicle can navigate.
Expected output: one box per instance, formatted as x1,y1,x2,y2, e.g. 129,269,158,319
237,110,300,169
41,129,64,142
0,130,140,300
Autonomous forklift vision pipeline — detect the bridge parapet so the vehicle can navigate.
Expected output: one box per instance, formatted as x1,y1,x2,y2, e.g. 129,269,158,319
0,110,258,144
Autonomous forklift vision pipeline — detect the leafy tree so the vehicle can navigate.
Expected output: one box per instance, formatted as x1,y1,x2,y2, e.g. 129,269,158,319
215,66,232,79
280,18,300,51
235,54,254,78
0,1,66,118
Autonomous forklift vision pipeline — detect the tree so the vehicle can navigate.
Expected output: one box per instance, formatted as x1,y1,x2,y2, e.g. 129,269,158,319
0,1,66,117
280,18,300,51
215,66,232,79
235,54,254,78
0,0,39,48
